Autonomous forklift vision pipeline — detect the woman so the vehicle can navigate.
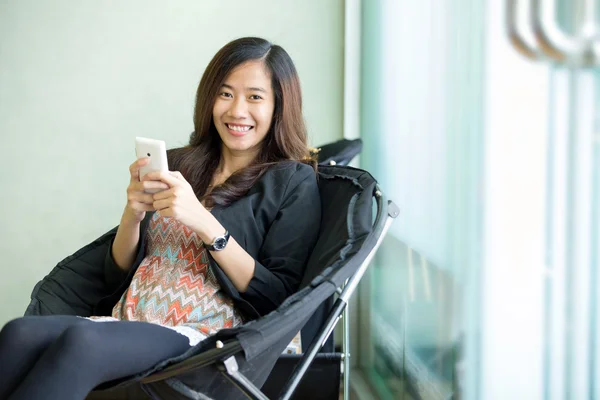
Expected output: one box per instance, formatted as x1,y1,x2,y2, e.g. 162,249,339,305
0,37,321,399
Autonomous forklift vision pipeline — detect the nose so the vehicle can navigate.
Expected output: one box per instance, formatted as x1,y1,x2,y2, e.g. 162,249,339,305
227,97,248,119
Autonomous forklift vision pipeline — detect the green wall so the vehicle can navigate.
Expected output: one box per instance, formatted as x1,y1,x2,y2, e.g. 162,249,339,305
0,0,344,324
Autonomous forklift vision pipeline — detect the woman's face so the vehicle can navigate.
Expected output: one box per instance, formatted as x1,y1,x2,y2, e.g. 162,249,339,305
212,60,275,158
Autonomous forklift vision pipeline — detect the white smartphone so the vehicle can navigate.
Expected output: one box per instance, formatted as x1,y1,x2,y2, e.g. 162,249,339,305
135,136,169,194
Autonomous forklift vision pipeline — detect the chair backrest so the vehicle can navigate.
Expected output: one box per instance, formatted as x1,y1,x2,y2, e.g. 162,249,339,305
302,164,376,288
315,138,363,166
298,165,378,351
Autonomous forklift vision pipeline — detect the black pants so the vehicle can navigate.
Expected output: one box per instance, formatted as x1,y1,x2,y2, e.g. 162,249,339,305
0,315,191,400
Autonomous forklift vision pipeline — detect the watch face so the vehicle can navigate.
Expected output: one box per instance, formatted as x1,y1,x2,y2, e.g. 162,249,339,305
214,237,227,251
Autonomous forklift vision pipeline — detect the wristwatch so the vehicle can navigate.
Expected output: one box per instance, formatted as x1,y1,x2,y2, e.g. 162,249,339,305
204,230,230,251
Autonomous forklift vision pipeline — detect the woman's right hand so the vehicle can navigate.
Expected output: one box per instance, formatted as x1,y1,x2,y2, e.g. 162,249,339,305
122,158,170,224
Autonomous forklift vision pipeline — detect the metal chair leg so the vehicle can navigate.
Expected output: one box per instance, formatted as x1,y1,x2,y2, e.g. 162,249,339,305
342,300,351,400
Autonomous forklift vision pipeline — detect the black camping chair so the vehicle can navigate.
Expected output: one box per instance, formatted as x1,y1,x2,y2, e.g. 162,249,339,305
26,164,398,400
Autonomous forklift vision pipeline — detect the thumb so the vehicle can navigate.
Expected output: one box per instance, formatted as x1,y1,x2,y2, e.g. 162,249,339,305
169,171,185,181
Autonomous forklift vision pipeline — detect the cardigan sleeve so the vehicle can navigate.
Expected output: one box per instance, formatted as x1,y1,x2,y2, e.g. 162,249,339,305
103,238,130,293
240,165,321,315
103,212,153,294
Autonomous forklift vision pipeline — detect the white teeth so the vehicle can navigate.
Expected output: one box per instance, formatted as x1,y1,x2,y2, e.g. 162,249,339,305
227,124,251,132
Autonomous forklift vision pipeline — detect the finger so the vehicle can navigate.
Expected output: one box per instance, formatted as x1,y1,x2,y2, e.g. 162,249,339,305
129,157,149,178
129,157,150,182
128,190,155,204
152,187,175,201
143,170,181,186
133,180,170,192
153,199,171,211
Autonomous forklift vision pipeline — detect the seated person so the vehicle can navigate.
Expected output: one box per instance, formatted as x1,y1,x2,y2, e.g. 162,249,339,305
0,36,321,400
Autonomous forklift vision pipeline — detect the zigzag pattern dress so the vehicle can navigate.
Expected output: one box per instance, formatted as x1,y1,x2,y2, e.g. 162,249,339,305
87,212,244,346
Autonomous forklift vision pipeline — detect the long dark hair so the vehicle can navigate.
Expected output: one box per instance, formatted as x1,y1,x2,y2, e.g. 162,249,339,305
168,37,317,208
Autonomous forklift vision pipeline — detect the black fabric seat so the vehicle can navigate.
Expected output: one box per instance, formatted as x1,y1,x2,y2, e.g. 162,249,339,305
26,163,397,400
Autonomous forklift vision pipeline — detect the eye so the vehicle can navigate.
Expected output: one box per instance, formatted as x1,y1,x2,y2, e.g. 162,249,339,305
219,92,233,98
249,94,263,100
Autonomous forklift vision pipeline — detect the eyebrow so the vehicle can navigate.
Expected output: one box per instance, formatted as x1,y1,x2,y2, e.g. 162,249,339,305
221,83,267,93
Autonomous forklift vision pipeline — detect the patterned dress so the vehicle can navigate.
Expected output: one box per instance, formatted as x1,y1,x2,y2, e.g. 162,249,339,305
87,212,244,346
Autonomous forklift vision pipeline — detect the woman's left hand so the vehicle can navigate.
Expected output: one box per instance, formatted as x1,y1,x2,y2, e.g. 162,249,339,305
142,170,220,240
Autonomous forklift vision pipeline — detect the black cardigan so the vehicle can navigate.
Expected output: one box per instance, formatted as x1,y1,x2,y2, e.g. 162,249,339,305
27,161,321,321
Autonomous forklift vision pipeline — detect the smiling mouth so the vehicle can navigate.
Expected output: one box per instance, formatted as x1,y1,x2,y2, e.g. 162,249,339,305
226,123,254,132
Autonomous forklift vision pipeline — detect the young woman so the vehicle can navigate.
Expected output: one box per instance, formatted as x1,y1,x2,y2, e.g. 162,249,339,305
0,37,321,400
